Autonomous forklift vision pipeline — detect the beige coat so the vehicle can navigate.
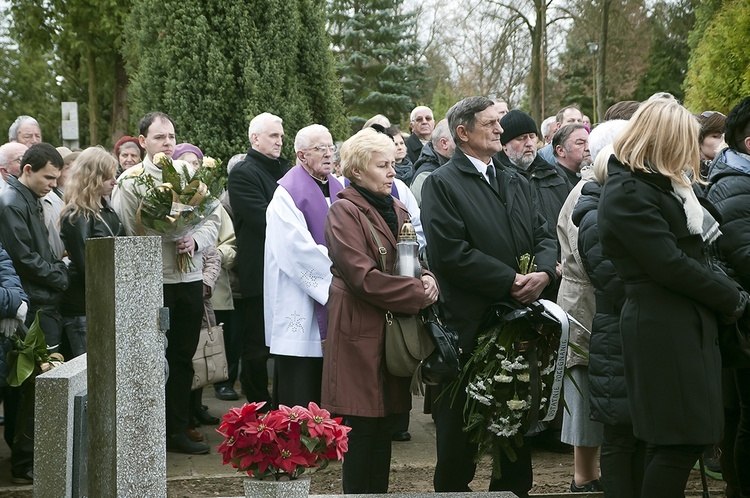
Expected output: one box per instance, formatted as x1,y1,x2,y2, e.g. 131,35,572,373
556,166,596,368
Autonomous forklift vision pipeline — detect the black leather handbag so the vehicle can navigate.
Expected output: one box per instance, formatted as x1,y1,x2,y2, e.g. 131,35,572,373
421,305,461,386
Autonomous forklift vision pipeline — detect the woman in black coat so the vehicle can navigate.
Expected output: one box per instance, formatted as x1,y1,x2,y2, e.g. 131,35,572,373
60,146,124,357
574,144,646,498
598,99,747,498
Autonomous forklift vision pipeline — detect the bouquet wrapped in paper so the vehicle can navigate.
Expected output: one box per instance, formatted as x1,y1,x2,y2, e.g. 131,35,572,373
128,152,225,272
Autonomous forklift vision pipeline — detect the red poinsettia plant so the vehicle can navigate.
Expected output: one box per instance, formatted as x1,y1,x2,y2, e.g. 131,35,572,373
217,401,351,480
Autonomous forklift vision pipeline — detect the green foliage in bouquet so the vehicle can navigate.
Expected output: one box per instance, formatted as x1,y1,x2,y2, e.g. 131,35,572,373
126,152,223,272
6,310,64,387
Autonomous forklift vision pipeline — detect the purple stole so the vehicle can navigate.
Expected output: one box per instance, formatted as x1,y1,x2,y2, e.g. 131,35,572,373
277,165,343,340
342,178,400,200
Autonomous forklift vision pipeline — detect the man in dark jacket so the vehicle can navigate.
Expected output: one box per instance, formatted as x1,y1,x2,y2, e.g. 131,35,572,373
410,119,455,205
228,112,291,407
404,106,434,163
0,142,68,483
705,96,750,497
497,110,570,245
421,96,557,497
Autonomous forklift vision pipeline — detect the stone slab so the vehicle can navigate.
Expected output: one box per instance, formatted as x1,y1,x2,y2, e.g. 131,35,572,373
34,353,88,497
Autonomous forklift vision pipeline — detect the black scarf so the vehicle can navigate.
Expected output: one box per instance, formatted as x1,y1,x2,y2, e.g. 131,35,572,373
351,182,398,238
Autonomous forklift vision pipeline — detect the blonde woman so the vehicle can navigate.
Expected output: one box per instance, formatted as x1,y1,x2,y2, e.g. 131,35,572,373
59,146,124,357
322,127,438,494
598,99,747,497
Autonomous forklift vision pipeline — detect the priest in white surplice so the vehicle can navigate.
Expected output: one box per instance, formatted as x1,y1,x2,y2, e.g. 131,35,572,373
264,124,343,407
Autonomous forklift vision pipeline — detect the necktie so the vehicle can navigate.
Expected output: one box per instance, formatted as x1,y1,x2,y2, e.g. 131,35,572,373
487,164,499,192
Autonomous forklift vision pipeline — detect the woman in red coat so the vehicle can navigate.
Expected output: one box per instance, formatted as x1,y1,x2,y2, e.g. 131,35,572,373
323,127,439,494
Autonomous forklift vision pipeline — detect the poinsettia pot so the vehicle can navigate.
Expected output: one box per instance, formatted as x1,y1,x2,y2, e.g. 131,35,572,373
243,476,310,498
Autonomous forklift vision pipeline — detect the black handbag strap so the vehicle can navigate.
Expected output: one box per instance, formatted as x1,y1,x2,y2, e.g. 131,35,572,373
363,216,388,272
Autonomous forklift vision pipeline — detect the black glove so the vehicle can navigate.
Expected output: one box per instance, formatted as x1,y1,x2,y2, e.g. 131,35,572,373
722,290,750,325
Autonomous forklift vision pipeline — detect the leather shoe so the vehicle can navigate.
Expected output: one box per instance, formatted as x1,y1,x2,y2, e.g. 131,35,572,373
195,407,220,425
186,428,204,442
167,433,210,455
215,386,239,401
391,431,411,442
571,478,603,492
12,469,33,484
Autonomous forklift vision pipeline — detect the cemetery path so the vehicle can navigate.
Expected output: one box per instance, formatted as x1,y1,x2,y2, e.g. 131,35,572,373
0,389,727,497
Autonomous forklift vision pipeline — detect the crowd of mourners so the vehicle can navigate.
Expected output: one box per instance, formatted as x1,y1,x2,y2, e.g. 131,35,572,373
0,93,748,498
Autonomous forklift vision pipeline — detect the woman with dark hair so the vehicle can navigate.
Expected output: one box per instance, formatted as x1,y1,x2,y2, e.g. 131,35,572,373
60,146,124,357
386,126,415,185
698,111,727,178
322,127,438,493
599,99,747,497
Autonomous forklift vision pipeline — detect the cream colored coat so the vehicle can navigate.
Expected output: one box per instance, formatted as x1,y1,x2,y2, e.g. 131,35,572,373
556,166,596,368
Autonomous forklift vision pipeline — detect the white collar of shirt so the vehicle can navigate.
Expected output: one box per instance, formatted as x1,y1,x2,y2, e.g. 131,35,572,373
466,153,494,183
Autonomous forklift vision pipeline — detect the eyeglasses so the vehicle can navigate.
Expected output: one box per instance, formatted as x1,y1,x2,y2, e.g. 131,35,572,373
701,111,726,118
308,145,337,153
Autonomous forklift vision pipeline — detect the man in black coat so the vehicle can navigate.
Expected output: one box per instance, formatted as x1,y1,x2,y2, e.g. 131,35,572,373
228,112,291,407
404,106,434,163
496,110,569,256
705,96,750,496
410,118,455,205
421,97,557,497
0,143,68,483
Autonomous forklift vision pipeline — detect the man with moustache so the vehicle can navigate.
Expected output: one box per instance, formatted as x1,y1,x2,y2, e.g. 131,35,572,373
496,110,569,242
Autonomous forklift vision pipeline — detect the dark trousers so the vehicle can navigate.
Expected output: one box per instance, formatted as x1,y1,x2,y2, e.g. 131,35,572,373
723,367,750,498
600,423,646,498
271,355,322,408
641,443,703,498
240,296,271,405
214,302,244,390
342,414,399,494
433,371,532,496
164,282,203,435
4,306,62,476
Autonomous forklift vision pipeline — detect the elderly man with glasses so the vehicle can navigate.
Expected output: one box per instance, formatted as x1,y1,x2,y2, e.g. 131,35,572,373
405,106,435,163
263,124,342,408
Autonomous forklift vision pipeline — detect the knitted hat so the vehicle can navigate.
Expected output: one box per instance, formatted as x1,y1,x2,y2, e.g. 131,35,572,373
173,143,204,161
114,135,143,156
500,110,539,145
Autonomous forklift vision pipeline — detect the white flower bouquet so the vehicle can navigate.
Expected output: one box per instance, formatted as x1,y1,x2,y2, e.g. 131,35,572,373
452,254,570,477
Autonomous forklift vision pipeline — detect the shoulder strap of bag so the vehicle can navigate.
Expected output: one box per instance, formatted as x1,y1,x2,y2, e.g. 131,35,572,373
363,216,387,273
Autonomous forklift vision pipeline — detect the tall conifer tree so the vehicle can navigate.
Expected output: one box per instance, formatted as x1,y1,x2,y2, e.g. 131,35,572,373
124,0,347,159
329,0,426,129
